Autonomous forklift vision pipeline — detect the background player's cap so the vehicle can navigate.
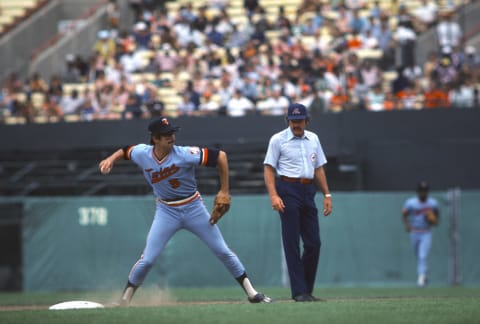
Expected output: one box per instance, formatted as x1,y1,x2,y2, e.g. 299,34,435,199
417,181,429,191
287,103,308,120
148,117,180,135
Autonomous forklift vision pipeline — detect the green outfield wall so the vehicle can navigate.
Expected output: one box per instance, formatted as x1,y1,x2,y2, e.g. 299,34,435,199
2,191,479,291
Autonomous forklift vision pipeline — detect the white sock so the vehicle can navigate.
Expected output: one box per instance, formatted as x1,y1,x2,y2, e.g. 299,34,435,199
241,278,258,298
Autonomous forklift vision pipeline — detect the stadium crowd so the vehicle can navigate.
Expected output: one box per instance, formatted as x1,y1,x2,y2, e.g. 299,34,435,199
1,0,479,124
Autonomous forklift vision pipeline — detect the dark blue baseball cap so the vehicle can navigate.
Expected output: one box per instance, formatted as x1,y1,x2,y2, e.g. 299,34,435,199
287,103,308,120
148,117,180,135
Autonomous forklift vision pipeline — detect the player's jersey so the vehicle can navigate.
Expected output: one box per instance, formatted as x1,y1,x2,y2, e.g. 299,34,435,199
403,197,439,231
126,144,209,200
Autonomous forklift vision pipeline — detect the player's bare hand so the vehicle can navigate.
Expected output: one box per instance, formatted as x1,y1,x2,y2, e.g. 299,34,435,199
271,195,285,213
405,224,412,232
323,197,332,216
99,159,113,174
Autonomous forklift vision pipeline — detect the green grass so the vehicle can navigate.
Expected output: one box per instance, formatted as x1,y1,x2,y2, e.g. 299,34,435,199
0,287,479,324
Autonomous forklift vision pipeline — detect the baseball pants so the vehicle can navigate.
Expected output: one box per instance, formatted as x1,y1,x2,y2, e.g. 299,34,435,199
409,231,432,277
128,197,245,286
277,180,321,298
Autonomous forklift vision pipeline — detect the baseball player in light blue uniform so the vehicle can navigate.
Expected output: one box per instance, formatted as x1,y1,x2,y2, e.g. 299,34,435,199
402,181,439,287
99,117,271,305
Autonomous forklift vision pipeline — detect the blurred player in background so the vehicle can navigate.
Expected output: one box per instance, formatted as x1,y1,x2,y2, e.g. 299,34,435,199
402,181,439,287
99,117,271,305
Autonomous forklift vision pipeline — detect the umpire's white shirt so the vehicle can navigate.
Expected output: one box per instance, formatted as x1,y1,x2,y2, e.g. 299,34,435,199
264,127,327,179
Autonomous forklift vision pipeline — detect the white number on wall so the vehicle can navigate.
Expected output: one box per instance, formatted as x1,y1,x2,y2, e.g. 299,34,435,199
78,207,108,226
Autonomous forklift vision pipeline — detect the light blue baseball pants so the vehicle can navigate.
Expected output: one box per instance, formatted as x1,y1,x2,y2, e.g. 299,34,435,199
127,197,245,286
409,231,432,277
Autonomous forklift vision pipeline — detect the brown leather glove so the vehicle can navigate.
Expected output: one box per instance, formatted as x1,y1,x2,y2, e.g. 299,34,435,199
209,195,231,225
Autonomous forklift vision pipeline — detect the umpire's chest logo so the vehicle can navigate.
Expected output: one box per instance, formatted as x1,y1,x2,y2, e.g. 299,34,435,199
148,164,180,184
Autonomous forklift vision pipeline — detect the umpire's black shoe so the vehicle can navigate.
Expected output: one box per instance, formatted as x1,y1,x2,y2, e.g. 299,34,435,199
294,294,314,302
248,293,272,303
309,294,327,302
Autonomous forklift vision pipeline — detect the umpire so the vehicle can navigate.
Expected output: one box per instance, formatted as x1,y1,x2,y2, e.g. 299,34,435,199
264,103,332,302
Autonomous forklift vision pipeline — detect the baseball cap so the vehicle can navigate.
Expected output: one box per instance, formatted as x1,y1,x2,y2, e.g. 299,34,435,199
287,103,308,120
148,117,180,135
417,181,429,191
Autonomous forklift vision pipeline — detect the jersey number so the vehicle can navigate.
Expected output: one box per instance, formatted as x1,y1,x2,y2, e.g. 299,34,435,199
168,179,181,189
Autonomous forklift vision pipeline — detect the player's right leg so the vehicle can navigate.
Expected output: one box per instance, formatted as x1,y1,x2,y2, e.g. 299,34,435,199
183,199,271,303
119,204,181,306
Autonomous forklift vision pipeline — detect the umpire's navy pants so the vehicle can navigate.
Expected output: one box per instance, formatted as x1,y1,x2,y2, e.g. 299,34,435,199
277,179,321,298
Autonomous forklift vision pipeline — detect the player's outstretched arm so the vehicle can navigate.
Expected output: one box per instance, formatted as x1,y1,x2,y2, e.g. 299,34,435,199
99,148,125,174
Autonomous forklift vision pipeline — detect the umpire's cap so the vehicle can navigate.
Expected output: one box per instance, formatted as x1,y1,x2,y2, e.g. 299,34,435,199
287,103,308,120
417,181,429,191
148,117,180,135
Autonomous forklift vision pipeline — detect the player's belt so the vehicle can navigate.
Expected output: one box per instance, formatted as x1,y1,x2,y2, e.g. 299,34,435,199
157,191,200,206
280,176,313,185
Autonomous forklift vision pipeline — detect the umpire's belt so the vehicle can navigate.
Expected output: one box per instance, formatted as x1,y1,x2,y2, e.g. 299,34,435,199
280,176,313,185
157,191,200,206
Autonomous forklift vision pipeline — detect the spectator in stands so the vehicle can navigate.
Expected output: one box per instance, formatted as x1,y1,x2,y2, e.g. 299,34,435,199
403,62,423,84
463,46,480,82
413,0,438,32
423,51,439,80
48,75,64,104
227,23,250,49
360,29,379,49
365,83,385,111
60,89,84,116
374,17,395,70
396,81,418,110
335,4,352,36
3,72,23,94
192,5,209,32
391,66,410,95
122,91,144,119
349,9,369,34
155,44,179,72
27,73,48,94
146,97,165,117
243,0,260,18
132,21,153,50
423,81,450,109
258,84,289,116
359,59,382,89
296,0,318,20
226,88,255,117
274,5,292,31
436,10,462,53
395,20,417,68
94,30,116,61
42,94,64,122
329,87,350,112
206,17,225,46
9,97,36,123
369,0,383,19
435,51,457,87
177,92,196,116
119,46,145,74
198,91,220,116
173,20,204,48
62,54,82,83
450,79,476,109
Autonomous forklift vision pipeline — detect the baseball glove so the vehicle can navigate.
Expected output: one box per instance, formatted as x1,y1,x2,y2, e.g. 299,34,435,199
425,210,438,225
210,194,231,225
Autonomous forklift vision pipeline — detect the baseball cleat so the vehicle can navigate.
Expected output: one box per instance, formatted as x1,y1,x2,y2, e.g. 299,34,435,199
309,294,327,302
248,293,272,303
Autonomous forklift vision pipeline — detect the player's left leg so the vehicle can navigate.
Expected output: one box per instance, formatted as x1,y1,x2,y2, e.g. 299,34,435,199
183,199,271,303
417,231,432,287
299,185,321,298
